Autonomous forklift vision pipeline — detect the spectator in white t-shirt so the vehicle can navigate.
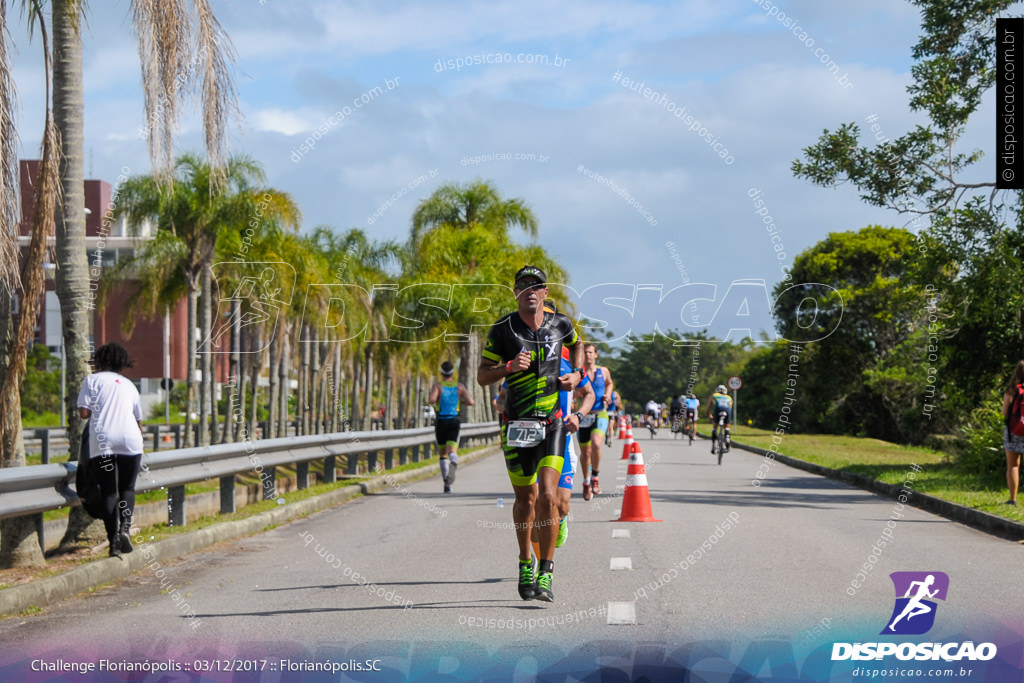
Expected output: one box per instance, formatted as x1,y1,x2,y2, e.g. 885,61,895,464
77,342,144,558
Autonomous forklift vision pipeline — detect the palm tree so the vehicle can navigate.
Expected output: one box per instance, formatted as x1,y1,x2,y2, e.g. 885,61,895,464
48,1,104,550
411,179,538,246
0,2,19,295
112,154,299,446
0,1,58,567
342,231,400,431
409,181,548,416
50,0,239,548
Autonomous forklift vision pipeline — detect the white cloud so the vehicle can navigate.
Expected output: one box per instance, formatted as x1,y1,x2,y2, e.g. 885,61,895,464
12,0,938,339
250,108,319,136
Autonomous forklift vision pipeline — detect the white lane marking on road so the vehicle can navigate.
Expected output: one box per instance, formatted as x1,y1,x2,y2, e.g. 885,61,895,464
611,529,631,539
606,601,637,625
610,557,632,571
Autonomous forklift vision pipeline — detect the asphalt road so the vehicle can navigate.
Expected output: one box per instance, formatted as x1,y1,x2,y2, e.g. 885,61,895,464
1,432,1021,680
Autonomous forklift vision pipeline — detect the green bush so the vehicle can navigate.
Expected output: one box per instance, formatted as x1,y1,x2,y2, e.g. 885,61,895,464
22,410,60,428
21,344,60,418
147,382,189,420
956,405,1005,476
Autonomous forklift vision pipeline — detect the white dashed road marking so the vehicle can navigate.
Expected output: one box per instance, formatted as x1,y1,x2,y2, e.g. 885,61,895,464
606,601,637,625
610,557,632,571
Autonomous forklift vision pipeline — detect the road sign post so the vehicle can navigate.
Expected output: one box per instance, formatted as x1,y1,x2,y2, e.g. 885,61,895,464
728,376,742,429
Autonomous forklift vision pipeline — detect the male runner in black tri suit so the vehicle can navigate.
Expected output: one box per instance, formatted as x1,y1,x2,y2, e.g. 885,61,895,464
477,265,584,602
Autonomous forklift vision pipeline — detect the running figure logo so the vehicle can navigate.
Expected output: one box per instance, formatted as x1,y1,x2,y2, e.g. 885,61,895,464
881,571,949,635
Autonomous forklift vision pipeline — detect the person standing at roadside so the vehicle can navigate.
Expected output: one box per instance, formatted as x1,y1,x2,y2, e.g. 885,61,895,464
478,265,584,602
77,343,144,558
1002,361,1024,505
428,360,475,493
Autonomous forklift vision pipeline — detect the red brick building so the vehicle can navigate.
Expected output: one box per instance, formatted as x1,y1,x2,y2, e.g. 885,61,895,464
18,160,191,415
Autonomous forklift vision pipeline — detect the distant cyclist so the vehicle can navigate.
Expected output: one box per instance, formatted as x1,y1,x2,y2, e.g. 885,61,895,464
685,391,700,439
705,385,733,453
644,399,660,431
669,393,684,434
427,361,475,493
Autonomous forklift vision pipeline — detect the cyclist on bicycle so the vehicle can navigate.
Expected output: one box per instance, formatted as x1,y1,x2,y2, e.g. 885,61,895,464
669,393,685,434
644,399,660,431
705,385,733,453
685,391,700,438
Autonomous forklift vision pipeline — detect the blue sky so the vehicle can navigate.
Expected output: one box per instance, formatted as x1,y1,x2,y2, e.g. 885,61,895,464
9,1,1003,343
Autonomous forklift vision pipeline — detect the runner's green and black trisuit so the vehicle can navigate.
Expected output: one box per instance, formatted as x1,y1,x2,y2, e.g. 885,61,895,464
483,309,580,486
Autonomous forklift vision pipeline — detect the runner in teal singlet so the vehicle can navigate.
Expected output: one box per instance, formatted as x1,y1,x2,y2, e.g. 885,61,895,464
428,361,475,493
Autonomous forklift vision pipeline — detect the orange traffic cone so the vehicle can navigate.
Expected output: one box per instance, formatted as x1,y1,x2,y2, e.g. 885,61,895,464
630,440,642,454
618,416,627,439
621,426,634,459
617,447,662,522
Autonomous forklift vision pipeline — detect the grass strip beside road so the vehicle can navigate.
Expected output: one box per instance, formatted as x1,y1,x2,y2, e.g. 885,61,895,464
0,444,471,593
709,426,1023,525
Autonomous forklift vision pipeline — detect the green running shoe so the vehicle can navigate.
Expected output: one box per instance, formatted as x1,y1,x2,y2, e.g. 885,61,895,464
518,558,537,600
555,516,568,548
533,571,553,602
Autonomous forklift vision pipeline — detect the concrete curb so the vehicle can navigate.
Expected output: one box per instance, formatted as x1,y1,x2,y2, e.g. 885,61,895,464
723,436,1024,541
0,443,499,618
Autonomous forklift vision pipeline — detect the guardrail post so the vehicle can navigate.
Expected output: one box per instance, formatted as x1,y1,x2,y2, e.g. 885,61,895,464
168,486,186,526
220,476,236,514
323,455,336,484
150,426,160,452
297,461,309,489
173,424,182,450
262,467,277,500
411,443,420,463
39,430,50,466
384,449,394,470
33,513,44,552
398,446,408,466
367,451,378,474
346,453,358,476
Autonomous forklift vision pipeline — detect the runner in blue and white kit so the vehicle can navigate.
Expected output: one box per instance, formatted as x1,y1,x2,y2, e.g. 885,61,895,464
555,347,594,548
579,344,614,500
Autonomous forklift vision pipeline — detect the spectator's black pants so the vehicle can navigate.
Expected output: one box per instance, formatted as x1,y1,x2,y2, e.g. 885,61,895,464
88,454,142,542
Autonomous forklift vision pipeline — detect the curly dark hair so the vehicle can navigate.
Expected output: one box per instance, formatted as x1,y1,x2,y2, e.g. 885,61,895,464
1008,360,1024,395
93,342,134,373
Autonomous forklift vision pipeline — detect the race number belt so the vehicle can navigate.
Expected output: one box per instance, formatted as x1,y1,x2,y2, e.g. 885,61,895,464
578,414,597,428
505,410,562,448
506,420,546,447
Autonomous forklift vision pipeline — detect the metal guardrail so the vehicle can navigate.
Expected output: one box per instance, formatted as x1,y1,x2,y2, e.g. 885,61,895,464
24,421,308,463
0,422,500,527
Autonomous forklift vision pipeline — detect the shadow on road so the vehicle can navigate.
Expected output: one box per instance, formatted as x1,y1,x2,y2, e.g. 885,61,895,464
651,474,880,509
255,578,504,592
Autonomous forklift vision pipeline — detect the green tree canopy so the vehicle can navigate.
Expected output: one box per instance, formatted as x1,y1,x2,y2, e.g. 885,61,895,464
792,0,1023,428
